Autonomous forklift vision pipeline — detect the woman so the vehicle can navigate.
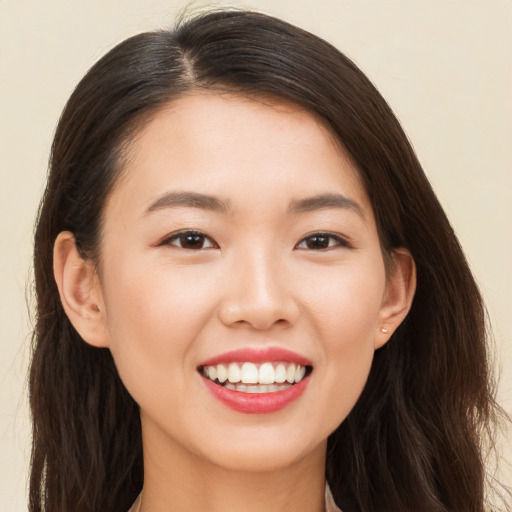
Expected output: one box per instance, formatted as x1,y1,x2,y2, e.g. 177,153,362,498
29,8,508,512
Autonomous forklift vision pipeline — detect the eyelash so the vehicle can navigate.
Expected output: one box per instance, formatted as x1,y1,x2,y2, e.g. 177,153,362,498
160,230,218,250
295,231,352,250
159,230,352,251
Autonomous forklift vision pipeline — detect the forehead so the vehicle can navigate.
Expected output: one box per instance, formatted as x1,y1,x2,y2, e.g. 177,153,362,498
108,92,371,216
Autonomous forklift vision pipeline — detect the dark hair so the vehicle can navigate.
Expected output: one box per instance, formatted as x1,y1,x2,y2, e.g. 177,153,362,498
29,8,508,512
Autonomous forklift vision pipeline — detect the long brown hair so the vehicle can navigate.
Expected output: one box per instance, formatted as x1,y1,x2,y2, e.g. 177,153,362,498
29,9,508,512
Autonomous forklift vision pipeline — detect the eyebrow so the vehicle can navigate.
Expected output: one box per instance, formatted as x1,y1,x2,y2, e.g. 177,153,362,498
288,193,365,219
145,191,231,215
144,190,364,219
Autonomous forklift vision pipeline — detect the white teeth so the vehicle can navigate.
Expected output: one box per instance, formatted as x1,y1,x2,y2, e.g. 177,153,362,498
216,364,228,383
286,363,296,384
202,361,309,388
207,366,217,381
245,384,269,393
240,362,259,384
274,363,287,383
258,362,275,384
227,363,241,383
233,383,293,393
294,365,306,383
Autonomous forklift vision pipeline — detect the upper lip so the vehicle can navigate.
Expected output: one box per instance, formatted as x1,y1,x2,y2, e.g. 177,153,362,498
198,347,312,367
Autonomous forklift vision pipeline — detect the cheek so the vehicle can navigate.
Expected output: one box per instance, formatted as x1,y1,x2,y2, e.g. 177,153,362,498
103,255,217,334
99,257,218,400
300,259,385,423
302,256,385,340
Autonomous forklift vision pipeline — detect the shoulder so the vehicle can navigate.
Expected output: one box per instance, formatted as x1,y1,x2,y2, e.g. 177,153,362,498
325,483,343,512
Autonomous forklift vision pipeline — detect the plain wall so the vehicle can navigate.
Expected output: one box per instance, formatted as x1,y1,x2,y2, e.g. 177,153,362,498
1,1,510,509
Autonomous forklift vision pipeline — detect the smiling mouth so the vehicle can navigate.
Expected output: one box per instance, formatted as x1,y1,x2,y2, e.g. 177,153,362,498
198,361,313,393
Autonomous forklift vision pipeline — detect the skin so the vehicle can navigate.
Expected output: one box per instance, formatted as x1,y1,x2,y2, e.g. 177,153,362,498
54,92,415,512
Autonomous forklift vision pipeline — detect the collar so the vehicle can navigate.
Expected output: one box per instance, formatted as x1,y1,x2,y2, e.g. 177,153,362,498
128,483,343,512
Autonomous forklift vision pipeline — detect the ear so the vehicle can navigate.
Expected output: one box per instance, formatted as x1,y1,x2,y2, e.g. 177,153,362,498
375,248,416,349
53,231,110,348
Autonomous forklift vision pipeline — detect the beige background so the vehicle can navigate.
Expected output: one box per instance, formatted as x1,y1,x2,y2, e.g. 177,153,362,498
1,1,510,509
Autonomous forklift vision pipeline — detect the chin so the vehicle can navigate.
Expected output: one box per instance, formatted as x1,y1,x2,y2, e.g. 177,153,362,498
197,430,328,474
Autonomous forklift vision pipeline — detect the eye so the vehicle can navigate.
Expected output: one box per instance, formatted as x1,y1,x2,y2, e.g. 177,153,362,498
161,230,218,250
295,232,351,250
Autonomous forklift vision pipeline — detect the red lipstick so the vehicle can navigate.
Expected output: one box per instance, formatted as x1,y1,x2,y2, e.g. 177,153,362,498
202,377,309,414
198,347,312,414
199,347,311,367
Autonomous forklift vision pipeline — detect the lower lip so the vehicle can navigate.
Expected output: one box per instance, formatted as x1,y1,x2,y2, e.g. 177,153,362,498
202,376,309,414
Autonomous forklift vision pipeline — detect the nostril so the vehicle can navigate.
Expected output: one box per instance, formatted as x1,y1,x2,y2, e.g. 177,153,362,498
217,286,299,330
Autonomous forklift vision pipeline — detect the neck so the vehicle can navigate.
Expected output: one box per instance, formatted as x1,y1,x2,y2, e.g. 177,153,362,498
138,420,327,512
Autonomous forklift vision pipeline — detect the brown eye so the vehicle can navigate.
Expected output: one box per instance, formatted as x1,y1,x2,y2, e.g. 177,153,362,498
304,235,330,249
296,232,351,250
163,230,218,250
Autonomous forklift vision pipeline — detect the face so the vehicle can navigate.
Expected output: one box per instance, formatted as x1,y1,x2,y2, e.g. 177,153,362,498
96,92,394,473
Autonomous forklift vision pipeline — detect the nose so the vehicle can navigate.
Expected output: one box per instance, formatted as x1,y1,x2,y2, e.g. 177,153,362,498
218,250,299,330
